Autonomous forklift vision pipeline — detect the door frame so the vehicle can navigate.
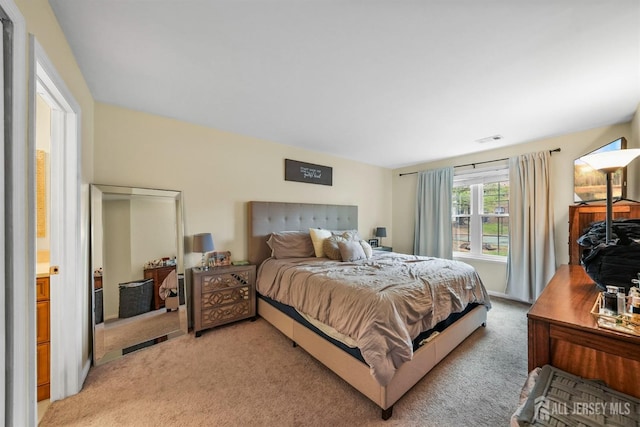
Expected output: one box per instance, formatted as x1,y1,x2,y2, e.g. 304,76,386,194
1,0,29,425
29,37,86,403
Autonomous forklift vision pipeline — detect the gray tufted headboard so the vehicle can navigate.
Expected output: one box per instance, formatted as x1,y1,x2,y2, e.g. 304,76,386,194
247,201,358,266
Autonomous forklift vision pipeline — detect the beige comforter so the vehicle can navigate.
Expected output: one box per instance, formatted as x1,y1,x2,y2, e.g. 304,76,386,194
256,251,490,386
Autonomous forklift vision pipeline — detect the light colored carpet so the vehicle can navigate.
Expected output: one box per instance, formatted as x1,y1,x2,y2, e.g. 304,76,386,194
39,297,529,426
95,309,183,360
103,309,180,353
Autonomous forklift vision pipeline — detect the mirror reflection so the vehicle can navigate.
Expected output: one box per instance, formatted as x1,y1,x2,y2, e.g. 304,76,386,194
91,184,187,365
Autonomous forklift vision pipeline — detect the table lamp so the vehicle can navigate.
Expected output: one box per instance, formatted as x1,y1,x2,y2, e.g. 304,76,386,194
375,227,387,247
193,233,214,270
580,148,640,243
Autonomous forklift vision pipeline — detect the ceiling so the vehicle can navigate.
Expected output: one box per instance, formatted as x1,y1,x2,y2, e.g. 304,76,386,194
49,1,640,169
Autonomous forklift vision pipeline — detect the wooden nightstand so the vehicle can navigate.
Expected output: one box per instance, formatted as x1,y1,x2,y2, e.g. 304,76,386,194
192,264,256,337
373,246,392,252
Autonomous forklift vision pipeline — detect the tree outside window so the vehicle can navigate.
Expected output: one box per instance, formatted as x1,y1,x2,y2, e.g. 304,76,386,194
453,180,509,257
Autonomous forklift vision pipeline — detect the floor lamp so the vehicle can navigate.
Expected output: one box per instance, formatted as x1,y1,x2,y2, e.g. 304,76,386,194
580,149,640,243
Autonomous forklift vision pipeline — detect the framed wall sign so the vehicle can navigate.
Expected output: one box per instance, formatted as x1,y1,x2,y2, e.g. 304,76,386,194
285,159,333,186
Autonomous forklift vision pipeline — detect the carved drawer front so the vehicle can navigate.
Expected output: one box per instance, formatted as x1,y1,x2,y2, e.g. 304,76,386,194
202,286,250,309
202,271,250,292
201,288,251,328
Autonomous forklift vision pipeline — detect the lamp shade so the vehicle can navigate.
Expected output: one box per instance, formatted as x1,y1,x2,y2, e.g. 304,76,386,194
375,227,387,238
580,149,640,173
193,233,214,253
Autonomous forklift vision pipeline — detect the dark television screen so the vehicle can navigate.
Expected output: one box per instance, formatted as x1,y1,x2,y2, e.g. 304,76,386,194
574,137,627,203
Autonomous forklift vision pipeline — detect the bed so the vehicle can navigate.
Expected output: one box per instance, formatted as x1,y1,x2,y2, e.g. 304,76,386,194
248,201,490,419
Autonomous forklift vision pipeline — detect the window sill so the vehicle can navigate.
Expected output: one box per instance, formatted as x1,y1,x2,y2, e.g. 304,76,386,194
453,252,507,264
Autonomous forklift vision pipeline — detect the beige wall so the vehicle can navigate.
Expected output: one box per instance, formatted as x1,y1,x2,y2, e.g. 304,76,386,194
392,122,633,293
94,103,393,268
17,0,94,182
103,200,132,320
95,100,637,294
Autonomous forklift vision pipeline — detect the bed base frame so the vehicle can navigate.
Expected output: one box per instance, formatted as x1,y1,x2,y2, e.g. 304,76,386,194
247,201,488,419
259,299,487,419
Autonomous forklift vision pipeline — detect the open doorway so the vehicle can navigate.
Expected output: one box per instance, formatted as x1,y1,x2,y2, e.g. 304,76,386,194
29,36,85,421
34,89,52,421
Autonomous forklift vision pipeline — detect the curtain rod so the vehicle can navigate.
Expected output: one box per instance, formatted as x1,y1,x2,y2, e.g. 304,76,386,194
398,148,561,177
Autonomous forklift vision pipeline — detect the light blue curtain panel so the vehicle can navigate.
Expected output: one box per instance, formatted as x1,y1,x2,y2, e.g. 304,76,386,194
506,151,557,302
414,167,453,259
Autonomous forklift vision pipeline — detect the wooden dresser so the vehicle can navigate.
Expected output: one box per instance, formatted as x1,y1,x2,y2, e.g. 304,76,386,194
36,275,50,401
143,265,176,310
568,201,640,265
192,264,256,337
528,265,640,398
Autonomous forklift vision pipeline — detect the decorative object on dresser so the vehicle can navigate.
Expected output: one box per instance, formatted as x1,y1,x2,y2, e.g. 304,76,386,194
192,264,256,337
209,250,231,268
567,202,640,265
577,218,640,291
36,276,50,401
527,265,640,400
193,232,214,271
375,227,387,247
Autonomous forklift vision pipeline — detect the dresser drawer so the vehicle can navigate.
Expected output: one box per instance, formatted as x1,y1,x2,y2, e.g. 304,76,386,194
202,285,250,308
201,270,252,293
201,297,252,329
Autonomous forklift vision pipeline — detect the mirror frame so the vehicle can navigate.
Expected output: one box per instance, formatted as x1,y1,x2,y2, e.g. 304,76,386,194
90,184,187,365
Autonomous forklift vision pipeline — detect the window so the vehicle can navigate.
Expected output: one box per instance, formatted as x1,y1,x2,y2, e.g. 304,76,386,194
452,166,509,258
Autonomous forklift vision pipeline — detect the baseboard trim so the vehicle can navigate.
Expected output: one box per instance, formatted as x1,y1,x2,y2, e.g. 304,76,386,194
487,290,532,305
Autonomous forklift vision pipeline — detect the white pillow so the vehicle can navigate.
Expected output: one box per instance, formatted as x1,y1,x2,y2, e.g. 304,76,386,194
309,228,332,257
338,240,367,262
359,240,373,258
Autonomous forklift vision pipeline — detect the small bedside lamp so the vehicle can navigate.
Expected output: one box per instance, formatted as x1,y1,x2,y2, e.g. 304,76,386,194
375,227,387,247
193,233,214,270
580,148,640,243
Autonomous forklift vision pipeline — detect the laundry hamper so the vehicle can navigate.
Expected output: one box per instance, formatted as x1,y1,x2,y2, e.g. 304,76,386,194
118,278,154,318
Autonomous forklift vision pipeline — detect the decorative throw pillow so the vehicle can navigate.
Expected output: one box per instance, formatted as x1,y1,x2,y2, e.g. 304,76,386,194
309,228,332,257
359,240,373,258
266,231,315,259
332,230,360,241
338,240,367,262
323,234,346,260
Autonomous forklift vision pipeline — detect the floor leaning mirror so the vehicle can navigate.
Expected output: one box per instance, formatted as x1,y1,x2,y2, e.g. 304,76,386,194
91,184,188,365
